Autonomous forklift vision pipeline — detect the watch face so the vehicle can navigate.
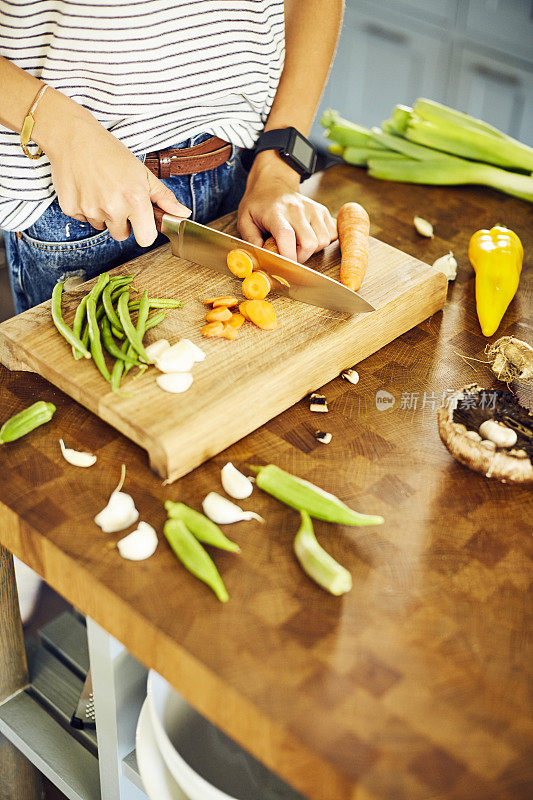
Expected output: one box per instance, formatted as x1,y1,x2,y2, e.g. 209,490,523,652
289,130,316,172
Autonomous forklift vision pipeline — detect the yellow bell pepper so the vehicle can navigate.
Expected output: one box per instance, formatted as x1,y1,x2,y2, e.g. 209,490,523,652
468,224,523,337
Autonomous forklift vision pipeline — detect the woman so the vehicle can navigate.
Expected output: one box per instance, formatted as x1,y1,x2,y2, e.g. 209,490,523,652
1,0,344,622
1,0,343,313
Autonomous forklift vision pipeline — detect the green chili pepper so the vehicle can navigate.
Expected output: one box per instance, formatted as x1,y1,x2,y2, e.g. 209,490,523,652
87,294,111,382
0,401,56,444
164,519,229,602
117,291,150,363
51,282,91,359
165,502,240,553
252,464,384,526
293,511,352,595
101,316,140,366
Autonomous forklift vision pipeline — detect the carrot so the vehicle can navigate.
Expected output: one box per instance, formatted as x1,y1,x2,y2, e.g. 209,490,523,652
203,296,238,307
242,271,271,300
222,324,240,340
227,313,245,329
245,299,276,331
261,236,279,254
337,202,370,292
201,321,225,338
239,301,251,321
205,306,232,323
226,249,257,278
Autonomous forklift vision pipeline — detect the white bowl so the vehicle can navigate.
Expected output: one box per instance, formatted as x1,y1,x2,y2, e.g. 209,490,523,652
147,670,305,800
135,699,190,800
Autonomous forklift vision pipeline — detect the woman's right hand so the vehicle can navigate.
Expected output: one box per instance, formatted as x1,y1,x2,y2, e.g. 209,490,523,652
33,88,191,247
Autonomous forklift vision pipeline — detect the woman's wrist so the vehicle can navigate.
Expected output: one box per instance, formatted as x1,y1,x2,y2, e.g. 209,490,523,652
248,149,301,190
32,87,97,159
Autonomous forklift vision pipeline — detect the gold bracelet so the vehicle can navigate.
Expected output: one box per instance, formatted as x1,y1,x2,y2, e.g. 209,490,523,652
20,84,49,160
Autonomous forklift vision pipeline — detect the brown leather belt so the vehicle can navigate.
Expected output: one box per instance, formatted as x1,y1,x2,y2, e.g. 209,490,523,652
144,136,233,178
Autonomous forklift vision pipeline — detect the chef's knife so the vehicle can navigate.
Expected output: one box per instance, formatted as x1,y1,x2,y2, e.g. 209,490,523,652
153,207,375,314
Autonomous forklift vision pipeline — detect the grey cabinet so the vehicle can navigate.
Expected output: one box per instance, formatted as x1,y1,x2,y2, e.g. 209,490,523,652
312,0,533,146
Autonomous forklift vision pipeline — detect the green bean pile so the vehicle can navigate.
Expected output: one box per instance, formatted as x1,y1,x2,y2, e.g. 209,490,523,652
51,273,182,391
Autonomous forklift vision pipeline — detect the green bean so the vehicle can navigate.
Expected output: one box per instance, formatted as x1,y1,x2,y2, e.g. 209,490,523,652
87,294,111,382
164,519,229,602
293,511,352,596
117,291,150,363
252,464,384,526
101,316,140,366
165,502,240,553
0,401,56,444
72,294,89,360
111,339,129,392
102,283,125,331
111,325,124,339
145,311,165,329
128,298,182,311
51,282,91,359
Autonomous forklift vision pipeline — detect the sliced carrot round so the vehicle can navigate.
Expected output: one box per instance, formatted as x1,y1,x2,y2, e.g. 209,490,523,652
242,271,271,301
227,249,256,278
222,324,240,340
227,313,245,329
203,295,238,307
245,299,277,331
261,236,279,254
239,301,251,321
205,306,232,323
201,321,225,338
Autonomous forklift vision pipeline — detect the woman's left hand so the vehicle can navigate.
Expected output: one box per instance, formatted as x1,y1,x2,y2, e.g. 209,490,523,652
236,151,338,263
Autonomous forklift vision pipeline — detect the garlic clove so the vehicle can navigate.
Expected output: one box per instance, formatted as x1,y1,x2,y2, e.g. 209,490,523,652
478,419,517,448
202,492,264,524
95,490,139,533
156,372,193,394
155,342,195,373
145,339,170,362
432,251,457,280
414,215,434,238
117,521,158,561
341,369,359,385
180,339,206,362
59,438,97,467
221,462,254,499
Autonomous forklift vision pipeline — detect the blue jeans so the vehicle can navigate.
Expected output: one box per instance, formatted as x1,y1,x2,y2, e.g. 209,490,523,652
4,133,249,313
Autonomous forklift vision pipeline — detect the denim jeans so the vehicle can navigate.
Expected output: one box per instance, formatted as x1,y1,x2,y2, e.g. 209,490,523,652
4,133,249,313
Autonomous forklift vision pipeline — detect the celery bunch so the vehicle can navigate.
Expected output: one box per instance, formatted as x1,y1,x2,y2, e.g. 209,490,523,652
321,100,533,203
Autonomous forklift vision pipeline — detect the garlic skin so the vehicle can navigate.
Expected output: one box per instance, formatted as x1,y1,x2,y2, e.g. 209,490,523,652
202,492,264,524
221,462,254,499
155,342,195,373
95,491,139,533
181,339,206,362
59,439,97,467
145,339,170,362
117,522,158,561
432,252,457,280
156,373,193,394
414,215,434,238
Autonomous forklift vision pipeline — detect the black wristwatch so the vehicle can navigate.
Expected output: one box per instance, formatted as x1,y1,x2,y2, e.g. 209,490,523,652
254,127,317,181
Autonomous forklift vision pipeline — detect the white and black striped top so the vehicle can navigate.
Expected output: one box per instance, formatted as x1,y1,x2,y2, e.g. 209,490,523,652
0,0,285,230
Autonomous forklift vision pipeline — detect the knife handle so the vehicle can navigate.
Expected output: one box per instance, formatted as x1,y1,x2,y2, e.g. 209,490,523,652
152,204,165,234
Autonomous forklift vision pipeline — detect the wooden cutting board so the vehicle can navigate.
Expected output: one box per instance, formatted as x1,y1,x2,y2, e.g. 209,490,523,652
0,212,447,481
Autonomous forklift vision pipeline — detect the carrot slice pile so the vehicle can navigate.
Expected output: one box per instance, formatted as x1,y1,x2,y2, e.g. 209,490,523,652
203,295,238,307
242,271,271,300
337,202,370,292
226,249,257,278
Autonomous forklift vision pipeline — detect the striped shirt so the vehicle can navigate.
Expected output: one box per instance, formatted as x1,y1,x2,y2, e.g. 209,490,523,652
0,0,285,230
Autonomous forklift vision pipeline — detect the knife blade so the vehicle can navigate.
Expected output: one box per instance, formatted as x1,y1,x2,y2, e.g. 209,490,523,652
154,210,375,315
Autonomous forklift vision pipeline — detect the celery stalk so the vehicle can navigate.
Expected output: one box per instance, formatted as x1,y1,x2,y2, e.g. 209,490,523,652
367,157,533,202
405,117,533,172
343,147,409,166
413,98,509,141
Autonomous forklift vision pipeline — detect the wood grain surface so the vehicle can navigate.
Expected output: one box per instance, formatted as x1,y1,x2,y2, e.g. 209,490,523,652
0,165,532,800
0,219,446,481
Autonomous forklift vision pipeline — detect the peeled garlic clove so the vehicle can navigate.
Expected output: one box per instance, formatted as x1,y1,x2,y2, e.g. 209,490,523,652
478,419,517,448
181,339,206,362
341,369,359,385
59,439,97,467
155,342,195,373
117,521,158,561
145,339,170,362
414,215,434,238
202,492,264,524
432,252,457,280
95,490,139,533
221,462,254,499
156,373,193,394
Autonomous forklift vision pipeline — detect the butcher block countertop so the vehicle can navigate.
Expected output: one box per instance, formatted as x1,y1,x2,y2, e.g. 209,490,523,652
1,165,532,800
